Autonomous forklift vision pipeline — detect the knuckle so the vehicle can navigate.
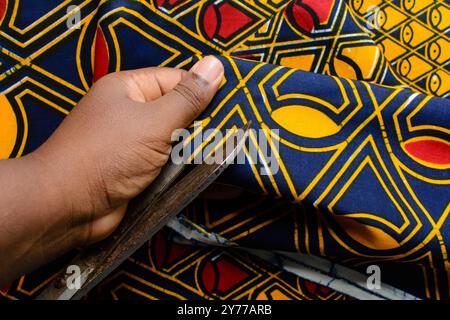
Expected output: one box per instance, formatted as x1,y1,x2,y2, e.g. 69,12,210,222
173,78,206,114
92,72,119,88
102,71,120,82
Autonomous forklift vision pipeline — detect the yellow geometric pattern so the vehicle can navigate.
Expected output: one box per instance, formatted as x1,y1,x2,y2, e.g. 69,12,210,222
348,0,450,97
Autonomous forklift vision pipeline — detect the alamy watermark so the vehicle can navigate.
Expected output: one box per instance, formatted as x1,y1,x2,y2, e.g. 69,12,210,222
364,5,383,31
66,265,81,290
170,122,280,176
66,5,81,30
366,264,381,290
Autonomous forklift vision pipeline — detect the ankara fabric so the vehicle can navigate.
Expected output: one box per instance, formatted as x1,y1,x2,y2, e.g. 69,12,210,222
0,0,449,300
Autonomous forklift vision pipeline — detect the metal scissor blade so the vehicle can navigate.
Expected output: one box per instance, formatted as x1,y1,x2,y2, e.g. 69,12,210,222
36,123,250,300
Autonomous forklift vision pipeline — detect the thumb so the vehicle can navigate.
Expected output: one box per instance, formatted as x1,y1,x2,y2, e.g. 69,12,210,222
148,56,224,139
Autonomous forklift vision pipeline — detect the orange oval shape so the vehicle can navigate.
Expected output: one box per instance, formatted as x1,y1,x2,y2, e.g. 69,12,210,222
271,105,340,138
0,95,18,159
430,8,442,28
402,24,413,44
375,9,386,28
351,0,363,12
399,58,411,77
333,58,357,79
335,216,400,250
428,73,441,94
404,0,415,12
428,41,441,61
404,138,450,166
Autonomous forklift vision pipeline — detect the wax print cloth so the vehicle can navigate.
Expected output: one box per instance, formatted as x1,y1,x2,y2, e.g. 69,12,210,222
0,0,448,300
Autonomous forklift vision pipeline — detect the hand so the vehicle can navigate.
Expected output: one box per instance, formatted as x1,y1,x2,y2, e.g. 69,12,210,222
0,56,224,284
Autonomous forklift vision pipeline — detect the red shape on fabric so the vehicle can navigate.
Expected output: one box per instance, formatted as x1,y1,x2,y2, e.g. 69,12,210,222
93,27,109,83
1,283,11,294
235,53,257,59
304,280,318,294
156,0,187,7
201,257,250,294
166,243,195,265
404,139,450,165
202,261,216,293
319,285,331,295
216,3,253,39
152,231,196,268
0,0,7,25
302,0,334,23
291,4,314,32
215,258,249,293
204,4,217,39
153,232,167,268
304,279,331,295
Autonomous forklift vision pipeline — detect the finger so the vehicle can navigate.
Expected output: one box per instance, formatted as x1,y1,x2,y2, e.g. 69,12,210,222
116,67,187,102
147,56,224,139
87,204,128,244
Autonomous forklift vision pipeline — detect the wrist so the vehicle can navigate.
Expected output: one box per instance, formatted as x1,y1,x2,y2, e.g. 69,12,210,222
0,154,87,282
23,151,88,247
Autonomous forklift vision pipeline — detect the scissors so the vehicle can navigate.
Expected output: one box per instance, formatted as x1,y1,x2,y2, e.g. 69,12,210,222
36,123,251,300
